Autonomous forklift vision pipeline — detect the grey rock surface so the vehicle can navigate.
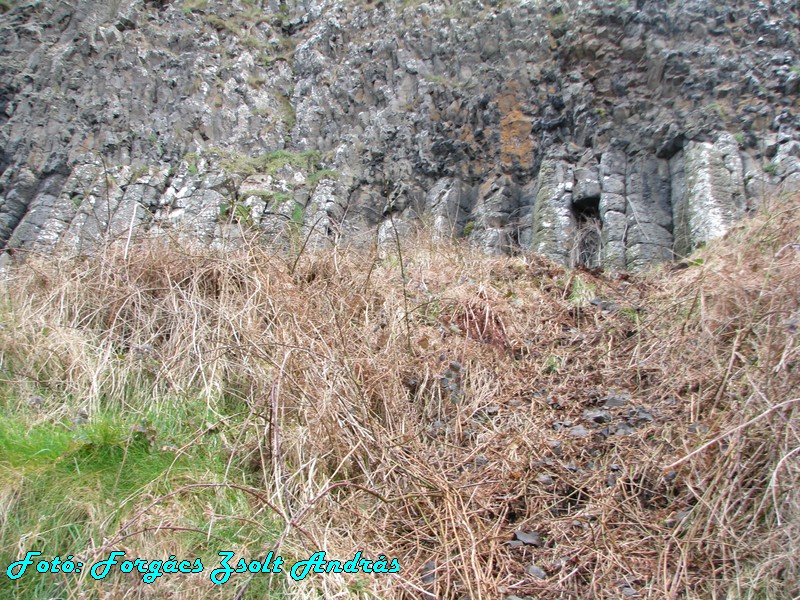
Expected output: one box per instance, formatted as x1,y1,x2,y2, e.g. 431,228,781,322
1,0,800,267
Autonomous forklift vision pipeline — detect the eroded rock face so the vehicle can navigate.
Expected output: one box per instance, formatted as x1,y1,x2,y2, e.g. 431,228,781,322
1,0,799,267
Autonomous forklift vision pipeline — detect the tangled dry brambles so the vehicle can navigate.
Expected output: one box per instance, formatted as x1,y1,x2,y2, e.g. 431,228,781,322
0,196,797,599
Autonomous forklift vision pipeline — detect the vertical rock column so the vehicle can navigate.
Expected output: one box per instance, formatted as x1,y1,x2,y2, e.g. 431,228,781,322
671,133,746,258
427,177,472,240
669,151,689,257
599,148,627,269
529,156,574,264
624,157,674,269
470,173,519,256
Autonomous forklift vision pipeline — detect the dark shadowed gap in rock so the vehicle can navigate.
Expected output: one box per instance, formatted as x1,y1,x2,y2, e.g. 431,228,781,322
570,195,602,268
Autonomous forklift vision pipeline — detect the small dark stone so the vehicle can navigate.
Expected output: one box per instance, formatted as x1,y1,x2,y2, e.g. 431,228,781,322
428,420,448,437
621,586,639,597
569,424,590,438
514,530,543,547
420,560,436,585
115,17,136,32
403,377,419,391
583,409,612,424
603,394,630,408
614,423,634,436
547,440,563,456
527,565,548,579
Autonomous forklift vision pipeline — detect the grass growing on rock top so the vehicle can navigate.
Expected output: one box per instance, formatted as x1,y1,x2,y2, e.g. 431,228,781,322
0,195,798,598
209,148,321,177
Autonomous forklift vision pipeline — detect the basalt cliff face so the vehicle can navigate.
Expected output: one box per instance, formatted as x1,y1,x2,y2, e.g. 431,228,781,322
1,0,799,268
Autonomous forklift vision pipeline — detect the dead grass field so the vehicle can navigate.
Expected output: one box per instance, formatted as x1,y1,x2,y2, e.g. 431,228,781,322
0,196,798,599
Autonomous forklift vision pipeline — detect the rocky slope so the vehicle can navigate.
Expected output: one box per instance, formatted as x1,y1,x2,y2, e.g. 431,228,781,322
1,0,799,268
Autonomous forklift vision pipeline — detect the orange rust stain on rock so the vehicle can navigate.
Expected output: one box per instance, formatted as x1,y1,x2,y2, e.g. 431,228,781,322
498,91,533,171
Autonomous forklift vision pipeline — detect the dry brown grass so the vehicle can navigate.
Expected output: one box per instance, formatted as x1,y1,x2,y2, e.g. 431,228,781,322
0,195,798,599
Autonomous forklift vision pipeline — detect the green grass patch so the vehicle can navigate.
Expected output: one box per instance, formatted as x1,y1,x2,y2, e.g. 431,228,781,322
247,74,267,88
306,169,338,188
204,14,243,37
0,389,282,598
259,50,295,66
220,201,255,226
567,275,596,306
182,0,208,15
276,93,296,131
290,201,304,228
212,149,321,178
